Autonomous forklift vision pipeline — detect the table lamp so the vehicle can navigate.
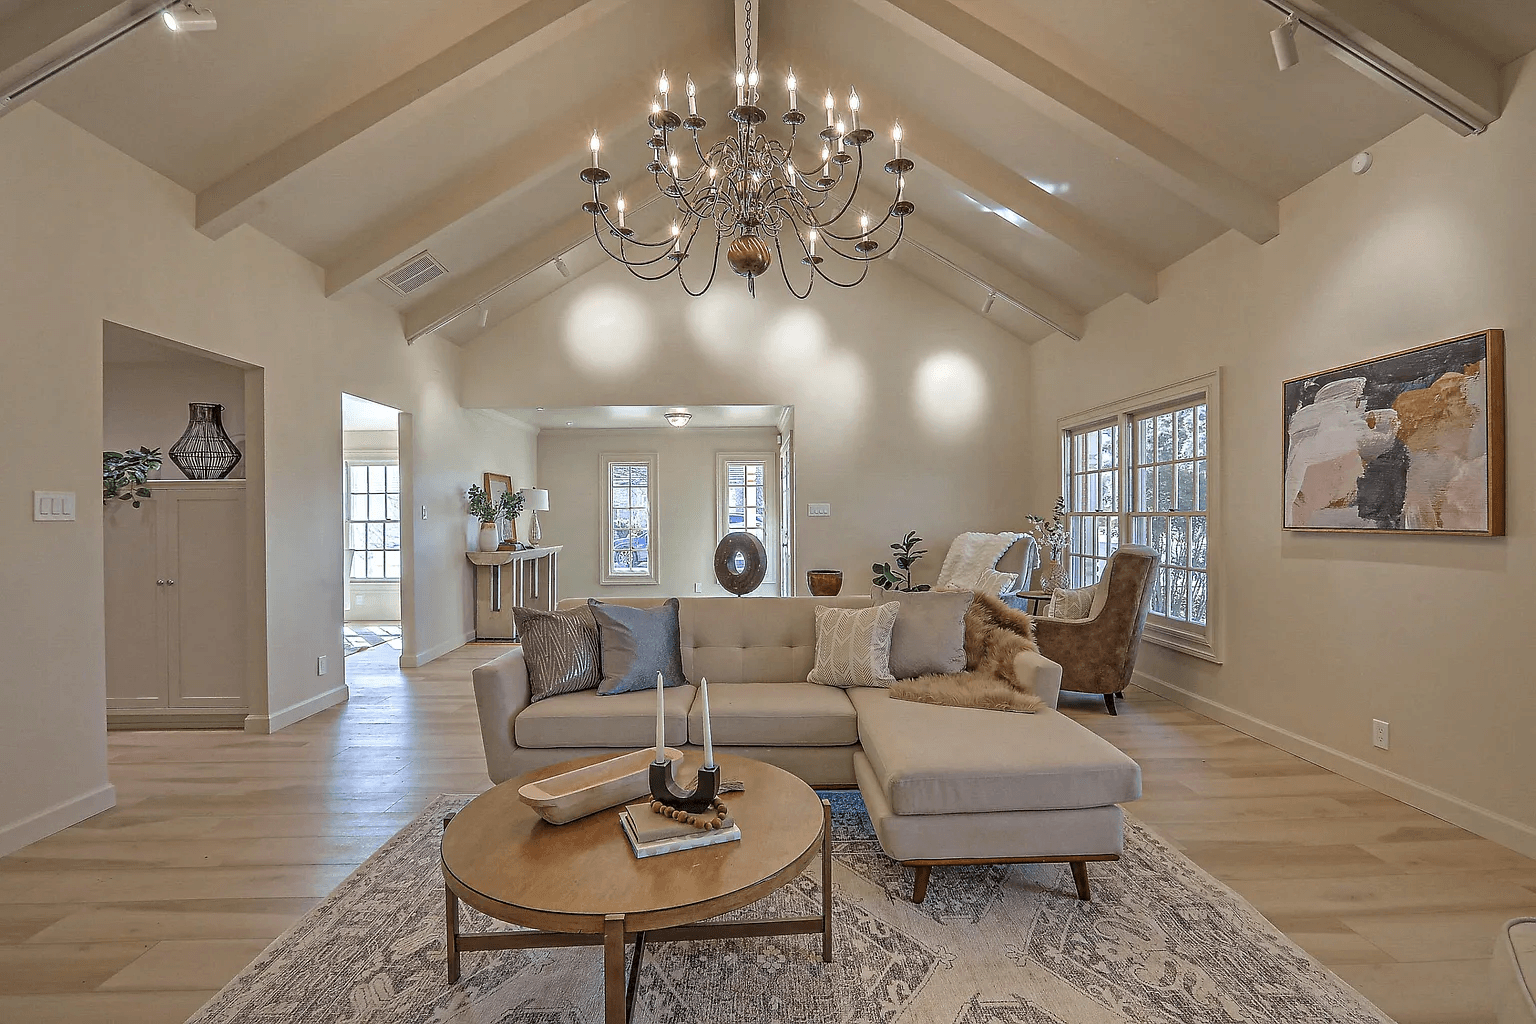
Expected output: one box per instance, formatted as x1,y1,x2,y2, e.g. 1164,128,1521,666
520,488,549,545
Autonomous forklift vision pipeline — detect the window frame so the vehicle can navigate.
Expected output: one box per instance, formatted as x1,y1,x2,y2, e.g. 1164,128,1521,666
1059,370,1222,663
345,456,402,582
715,451,778,588
600,452,660,586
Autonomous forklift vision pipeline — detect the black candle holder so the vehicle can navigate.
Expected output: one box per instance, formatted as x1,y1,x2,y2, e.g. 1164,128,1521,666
649,760,720,812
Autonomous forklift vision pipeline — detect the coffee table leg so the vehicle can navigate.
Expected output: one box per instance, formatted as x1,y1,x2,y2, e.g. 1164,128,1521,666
625,930,647,1022
445,886,461,983
604,914,626,1024
821,798,833,963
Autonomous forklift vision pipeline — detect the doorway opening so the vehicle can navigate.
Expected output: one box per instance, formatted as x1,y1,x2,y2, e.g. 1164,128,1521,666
342,394,404,664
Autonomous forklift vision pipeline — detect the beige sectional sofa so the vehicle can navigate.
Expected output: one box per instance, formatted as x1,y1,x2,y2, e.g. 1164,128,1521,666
472,595,1141,901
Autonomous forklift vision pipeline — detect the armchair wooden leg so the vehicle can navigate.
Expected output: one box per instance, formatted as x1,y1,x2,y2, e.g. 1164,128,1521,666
1070,861,1092,901
910,865,931,904
1104,693,1118,715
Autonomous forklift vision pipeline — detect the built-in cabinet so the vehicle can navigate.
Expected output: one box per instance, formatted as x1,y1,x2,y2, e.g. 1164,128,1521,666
105,481,248,727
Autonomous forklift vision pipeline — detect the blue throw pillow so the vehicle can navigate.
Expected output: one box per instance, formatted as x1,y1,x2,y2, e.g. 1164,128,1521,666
587,598,688,695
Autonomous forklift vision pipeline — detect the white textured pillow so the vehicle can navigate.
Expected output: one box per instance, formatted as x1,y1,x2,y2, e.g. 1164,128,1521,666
1048,584,1095,620
935,532,1022,590
807,603,899,688
973,568,1018,598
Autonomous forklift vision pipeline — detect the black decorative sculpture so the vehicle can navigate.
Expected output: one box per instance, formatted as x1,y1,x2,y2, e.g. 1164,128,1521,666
649,759,720,813
713,531,767,595
169,403,241,480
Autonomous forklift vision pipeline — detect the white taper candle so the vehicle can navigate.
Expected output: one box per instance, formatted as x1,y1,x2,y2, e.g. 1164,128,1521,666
654,671,665,762
700,676,715,768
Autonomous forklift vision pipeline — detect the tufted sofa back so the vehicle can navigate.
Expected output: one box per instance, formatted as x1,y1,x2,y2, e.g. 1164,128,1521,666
556,596,872,683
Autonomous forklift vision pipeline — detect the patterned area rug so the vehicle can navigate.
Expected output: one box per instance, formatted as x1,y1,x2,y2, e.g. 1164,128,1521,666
344,624,401,657
186,793,1392,1024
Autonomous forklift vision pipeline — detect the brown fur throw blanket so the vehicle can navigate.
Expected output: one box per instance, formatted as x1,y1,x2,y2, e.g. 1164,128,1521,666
890,593,1045,713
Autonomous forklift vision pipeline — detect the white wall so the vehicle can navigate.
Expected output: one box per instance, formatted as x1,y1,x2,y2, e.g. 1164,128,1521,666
0,104,534,854
103,348,248,480
1028,58,1536,853
537,426,780,598
461,259,1037,595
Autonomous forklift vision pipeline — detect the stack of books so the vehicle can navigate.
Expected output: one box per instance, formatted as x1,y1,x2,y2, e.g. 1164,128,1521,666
619,802,741,859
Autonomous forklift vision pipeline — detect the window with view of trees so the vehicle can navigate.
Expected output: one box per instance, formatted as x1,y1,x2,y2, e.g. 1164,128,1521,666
347,462,401,581
602,454,658,585
1060,373,1219,661
716,453,776,587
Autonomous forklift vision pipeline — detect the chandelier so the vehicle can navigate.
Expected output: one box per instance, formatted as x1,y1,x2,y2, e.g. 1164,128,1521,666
579,0,914,297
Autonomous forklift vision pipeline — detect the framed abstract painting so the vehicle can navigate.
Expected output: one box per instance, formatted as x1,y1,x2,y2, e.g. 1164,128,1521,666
1282,330,1504,535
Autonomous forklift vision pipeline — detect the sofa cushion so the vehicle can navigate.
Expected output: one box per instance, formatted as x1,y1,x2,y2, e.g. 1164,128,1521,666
514,684,695,749
588,598,687,695
688,682,858,747
513,605,601,702
847,687,1140,814
807,603,898,688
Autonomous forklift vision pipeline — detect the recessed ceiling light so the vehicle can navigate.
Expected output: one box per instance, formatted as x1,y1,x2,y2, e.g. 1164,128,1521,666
665,410,693,427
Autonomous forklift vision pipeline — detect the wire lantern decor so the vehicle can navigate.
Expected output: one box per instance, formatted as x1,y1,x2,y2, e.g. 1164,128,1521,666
579,0,915,297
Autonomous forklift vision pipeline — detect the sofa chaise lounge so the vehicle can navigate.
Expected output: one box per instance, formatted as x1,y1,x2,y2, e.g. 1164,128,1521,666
472,595,1141,901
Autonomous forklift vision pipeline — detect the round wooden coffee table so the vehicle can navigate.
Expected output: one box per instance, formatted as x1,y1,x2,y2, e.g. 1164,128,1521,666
441,752,832,1023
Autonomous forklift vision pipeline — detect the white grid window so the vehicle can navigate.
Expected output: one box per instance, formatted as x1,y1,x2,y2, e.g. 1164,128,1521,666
1131,402,1209,627
603,454,658,585
716,453,776,587
1059,372,1220,662
1064,424,1120,588
347,462,401,581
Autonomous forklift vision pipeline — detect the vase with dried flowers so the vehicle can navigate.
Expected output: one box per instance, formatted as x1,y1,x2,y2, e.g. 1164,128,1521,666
1025,497,1071,592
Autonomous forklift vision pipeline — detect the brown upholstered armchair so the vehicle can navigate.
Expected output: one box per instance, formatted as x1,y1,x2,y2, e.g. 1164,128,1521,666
1032,545,1160,715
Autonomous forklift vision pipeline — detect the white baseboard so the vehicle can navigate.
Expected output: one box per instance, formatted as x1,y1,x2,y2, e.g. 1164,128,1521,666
0,782,116,858
245,684,349,734
400,629,475,669
1133,669,1536,859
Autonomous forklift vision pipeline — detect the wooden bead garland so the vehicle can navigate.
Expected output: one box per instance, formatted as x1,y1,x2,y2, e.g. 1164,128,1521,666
649,796,729,830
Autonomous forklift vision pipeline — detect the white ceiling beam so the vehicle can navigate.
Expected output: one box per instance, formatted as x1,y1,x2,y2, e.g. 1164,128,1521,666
195,0,610,240
792,58,1158,304
895,220,1084,341
323,55,721,296
1281,0,1502,129
0,0,164,107
857,0,1278,243
402,176,655,342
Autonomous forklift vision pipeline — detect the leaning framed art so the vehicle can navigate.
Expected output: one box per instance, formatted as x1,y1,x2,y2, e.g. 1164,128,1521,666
1282,329,1504,536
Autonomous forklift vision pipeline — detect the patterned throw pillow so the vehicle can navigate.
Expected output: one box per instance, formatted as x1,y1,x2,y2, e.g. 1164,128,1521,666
513,606,601,703
973,568,1018,598
807,603,899,688
1047,584,1096,620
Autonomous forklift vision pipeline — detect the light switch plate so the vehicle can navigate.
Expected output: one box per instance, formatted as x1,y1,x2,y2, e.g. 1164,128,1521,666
33,491,76,521
807,502,831,517
317,655,329,676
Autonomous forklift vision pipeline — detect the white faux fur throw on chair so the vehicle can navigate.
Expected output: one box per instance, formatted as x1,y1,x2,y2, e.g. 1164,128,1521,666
935,532,1022,592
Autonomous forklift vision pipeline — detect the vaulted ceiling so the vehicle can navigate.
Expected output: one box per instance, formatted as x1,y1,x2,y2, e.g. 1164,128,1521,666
5,0,1534,344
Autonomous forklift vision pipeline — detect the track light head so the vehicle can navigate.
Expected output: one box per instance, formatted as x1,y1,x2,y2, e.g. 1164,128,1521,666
478,305,490,329
1271,14,1300,71
163,2,217,32
553,256,570,278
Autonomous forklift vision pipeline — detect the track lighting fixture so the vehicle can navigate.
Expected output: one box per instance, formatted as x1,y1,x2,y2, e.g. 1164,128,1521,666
162,2,218,32
981,291,996,315
478,306,490,329
553,256,570,278
1271,13,1300,71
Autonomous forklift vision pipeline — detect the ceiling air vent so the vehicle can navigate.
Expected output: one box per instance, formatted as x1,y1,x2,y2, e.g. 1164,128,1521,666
379,250,448,295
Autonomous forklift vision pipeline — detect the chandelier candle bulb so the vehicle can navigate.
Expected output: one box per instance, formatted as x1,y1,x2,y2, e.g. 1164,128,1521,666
686,74,697,115
849,89,861,131
589,132,600,165
893,121,903,159
836,120,846,153
671,221,681,252
654,671,665,763
787,68,797,110
616,195,625,228
659,73,669,111
861,213,870,240
808,228,817,257
825,90,835,126
737,69,746,104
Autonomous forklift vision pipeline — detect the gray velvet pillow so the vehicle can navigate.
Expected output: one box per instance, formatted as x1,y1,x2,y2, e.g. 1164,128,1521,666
872,588,972,678
588,598,688,695
513,605,601,702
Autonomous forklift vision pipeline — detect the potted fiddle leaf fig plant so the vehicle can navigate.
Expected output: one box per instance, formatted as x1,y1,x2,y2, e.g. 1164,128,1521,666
103,447,163,508
872,531,931,592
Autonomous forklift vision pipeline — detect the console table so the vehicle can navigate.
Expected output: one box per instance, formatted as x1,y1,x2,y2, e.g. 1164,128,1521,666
467,546,562,640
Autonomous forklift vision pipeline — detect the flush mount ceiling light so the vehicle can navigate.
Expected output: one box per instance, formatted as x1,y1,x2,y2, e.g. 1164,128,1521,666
581,0,914,298
665,410,693,427
162,2,218,32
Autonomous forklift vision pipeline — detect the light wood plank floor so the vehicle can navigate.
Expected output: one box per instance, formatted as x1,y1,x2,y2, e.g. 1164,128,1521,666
1,644,1529,1023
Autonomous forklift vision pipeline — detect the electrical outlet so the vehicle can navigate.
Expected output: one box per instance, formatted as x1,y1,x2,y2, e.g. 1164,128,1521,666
317,655,329,676
808,502,831,517
1372,719,1389,749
